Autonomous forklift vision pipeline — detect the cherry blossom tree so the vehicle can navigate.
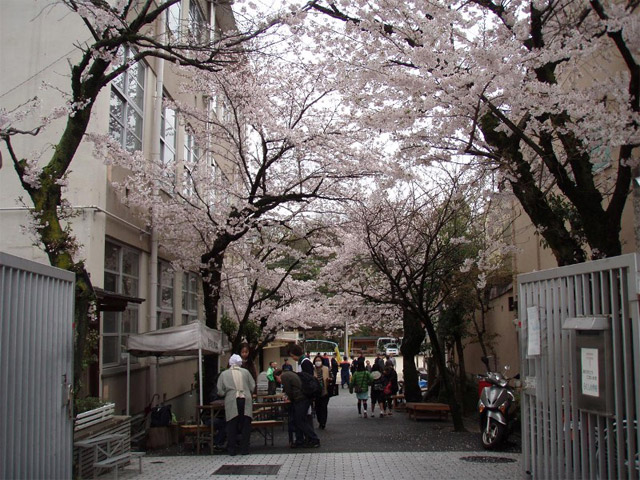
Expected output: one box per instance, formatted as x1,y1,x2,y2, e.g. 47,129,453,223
217,223,330,361
0,0,281,395
320,167,492,431
101,42,384,391
303,0,640,266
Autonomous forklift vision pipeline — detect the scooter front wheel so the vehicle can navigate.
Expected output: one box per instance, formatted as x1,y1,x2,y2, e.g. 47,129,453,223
481,418,506,450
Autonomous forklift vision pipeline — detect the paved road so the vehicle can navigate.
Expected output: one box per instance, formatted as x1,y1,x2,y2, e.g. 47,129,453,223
121,389,522,479
149,385,521,455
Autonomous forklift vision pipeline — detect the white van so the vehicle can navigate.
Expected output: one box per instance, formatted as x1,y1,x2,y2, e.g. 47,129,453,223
385,343,399,355
376,337,397,353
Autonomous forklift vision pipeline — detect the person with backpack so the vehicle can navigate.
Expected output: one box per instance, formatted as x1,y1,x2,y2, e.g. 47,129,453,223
273,368,321,448
312,355,332,429
370,369,390,418
349,360,372,418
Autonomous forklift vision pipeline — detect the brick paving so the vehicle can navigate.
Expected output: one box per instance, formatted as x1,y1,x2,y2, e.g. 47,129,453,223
118,384,522,479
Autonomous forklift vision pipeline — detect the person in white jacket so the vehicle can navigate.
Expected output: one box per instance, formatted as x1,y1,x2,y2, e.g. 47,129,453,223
216,354,256,456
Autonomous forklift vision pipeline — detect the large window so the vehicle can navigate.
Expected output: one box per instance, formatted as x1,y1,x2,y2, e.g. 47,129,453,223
158,260,175,329
109,48,145,152
189,0,206,42
160,99,177,187
182,272,199,325
103,241,141,367
166,1,182,38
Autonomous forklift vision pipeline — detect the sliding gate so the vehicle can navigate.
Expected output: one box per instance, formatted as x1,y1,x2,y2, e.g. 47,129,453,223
518,254,640,479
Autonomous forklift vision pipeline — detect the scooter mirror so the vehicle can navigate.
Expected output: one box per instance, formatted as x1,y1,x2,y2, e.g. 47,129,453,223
504,365,511,371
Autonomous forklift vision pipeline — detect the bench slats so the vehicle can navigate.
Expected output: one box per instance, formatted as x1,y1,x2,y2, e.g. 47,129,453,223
251,420,283,446
74,403,116,432
93,453,131,468
405,402,450,420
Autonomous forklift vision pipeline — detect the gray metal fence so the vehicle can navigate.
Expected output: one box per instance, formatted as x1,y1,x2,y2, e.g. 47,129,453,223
0,252,75,479
519,254,640,479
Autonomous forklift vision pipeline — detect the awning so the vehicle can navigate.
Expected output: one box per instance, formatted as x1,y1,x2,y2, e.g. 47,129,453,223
94,287,145,312
125,321,229,413
126,321,227,357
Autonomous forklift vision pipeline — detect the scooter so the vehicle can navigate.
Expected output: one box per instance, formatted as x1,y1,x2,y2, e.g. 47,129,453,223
477,367,519,449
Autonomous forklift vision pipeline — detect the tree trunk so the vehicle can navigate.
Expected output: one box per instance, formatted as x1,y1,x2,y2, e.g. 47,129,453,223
201,251,225,404
424,319,466,432
454,333,467,413
400,309,425,402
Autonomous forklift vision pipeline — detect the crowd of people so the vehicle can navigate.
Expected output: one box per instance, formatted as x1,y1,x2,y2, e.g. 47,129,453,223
210,343,400,455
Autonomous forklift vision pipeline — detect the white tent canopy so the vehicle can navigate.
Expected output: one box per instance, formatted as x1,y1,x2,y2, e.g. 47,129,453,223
125,321,228,412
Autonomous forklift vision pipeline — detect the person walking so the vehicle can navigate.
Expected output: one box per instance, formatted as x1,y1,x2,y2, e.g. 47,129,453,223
216,354,256,456
313,355,332,429
350,356,358,374
273,368,321,448
370,369,389,417
339,357,351,389
384,360,399,415
266,361,278,395
372,353,385,372
330,353,339,395
349,361,372,418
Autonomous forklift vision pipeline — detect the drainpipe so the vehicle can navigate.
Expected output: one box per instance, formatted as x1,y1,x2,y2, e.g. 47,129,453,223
148,12,166,406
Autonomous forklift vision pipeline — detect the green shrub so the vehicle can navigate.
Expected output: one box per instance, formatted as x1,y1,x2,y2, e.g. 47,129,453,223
75,396,107,415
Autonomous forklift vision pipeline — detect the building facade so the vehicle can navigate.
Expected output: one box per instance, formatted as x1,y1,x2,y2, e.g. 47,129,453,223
0,0,236,420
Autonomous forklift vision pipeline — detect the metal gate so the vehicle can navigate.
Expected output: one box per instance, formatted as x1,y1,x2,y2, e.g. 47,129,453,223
519,254,640,479
0,252,75,479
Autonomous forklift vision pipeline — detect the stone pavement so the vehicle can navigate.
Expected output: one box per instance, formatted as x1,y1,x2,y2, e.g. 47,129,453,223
118,450,522,479
119,383,522,478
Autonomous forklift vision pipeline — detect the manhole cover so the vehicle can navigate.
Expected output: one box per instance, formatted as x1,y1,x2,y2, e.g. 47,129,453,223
460,456,517,464
213,464,281,475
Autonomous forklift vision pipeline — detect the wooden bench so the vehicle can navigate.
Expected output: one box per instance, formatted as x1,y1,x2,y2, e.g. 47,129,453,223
75,403,115,432
391,394,406,411
93,451,144,479
251,420,283,446
405,402,450,420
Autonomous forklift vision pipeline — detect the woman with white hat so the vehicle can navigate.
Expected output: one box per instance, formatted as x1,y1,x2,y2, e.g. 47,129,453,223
370,369,389,417
216,354,256,455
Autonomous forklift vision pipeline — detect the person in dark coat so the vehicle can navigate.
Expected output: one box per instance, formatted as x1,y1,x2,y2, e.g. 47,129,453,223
274,368,320,448
340,357,351,388
384,360,399,415
330,354,339,395
289,344,313,374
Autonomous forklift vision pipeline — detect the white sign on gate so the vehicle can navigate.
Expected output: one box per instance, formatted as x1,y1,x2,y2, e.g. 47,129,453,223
581,347,599,397
527,306,541,356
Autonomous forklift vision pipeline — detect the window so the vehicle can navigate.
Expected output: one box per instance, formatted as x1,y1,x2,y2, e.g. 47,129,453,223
166,1,182,38
158,260,175,329
182,272,199,324
109,48,145,152
189,0,206,42
103,241,141,367
183,133,200,197
160,99,177,187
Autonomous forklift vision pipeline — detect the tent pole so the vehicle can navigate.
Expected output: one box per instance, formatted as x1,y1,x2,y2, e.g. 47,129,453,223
198,348,204,405
126,353,130,415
